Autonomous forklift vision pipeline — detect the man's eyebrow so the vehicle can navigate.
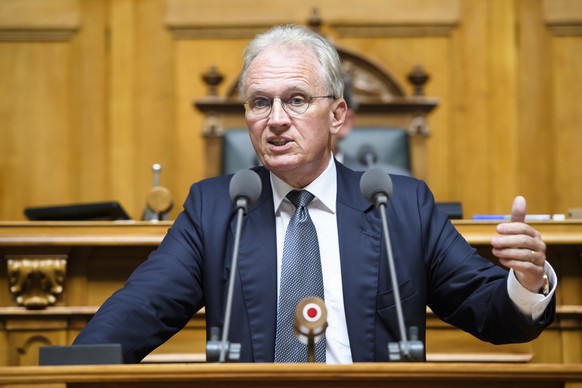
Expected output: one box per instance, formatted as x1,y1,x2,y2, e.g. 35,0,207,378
247,85,309,96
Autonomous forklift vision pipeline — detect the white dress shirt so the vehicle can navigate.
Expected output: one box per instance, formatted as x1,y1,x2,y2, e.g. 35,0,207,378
270,156,556,364
272,158,351,363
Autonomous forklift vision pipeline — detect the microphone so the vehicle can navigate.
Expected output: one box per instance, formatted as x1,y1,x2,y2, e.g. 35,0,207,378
360,166,393,207
142,163,173,221
357,144,378,168
228,168,262,213
294,297,328,363
207,169,262,363
360,168,424,362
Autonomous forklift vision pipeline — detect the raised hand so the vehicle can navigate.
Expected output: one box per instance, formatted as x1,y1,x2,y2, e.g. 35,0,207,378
491,196,546,293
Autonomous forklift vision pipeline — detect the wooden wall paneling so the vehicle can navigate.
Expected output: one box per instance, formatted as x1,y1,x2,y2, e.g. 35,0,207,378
0,0,80,42
69,0,109,204
451,1,492,218
174,40,218,213
133,0,176,220
402,40,454,205
173,38,249,213
0,44,23,218
0,0,82,220
544,0,582,33
0,42,74,215
543,0,582,215
64,247,91,306
552,36,582,215
1,0,581,221
489,0,519,212
166,0,460,30
516,0,554,215
108,0,138,217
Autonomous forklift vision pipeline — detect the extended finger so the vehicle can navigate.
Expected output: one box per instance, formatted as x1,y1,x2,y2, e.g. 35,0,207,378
511,196,527,223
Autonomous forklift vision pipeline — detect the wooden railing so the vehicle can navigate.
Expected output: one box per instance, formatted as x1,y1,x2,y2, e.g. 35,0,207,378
0,363,581,388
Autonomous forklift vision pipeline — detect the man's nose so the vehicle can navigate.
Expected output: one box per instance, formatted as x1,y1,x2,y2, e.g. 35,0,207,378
268,98,291,123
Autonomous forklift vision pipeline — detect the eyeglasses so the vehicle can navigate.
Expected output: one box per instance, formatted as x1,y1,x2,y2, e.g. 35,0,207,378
244,94,335,119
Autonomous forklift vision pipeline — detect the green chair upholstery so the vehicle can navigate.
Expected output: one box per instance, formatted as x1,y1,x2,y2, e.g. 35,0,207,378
221,127,411,175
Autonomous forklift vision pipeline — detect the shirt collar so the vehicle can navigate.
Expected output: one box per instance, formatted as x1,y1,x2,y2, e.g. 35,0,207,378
271,155,337,214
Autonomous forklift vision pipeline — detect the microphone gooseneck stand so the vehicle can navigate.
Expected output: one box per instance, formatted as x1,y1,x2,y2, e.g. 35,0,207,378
206,169,261,363
360,168,424,362
218,196,246,363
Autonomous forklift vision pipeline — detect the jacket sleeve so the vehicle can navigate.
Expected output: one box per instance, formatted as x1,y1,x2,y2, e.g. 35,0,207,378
414,179,555,343
73,181,217,363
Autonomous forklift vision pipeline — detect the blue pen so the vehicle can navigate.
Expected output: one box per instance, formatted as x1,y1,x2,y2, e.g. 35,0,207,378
472,214,552,221
472,215,509,220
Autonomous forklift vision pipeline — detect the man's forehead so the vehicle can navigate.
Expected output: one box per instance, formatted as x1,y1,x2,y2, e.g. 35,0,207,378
244,46,323,94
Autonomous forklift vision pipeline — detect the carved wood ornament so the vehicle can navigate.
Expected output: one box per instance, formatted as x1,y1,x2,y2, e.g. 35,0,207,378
6,255,68,309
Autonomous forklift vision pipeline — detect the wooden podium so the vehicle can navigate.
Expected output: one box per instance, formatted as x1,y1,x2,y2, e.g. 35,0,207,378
0,221,581,366
0,363,581,388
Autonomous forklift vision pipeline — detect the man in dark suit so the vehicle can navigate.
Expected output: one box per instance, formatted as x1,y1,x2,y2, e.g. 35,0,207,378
74,24,556,364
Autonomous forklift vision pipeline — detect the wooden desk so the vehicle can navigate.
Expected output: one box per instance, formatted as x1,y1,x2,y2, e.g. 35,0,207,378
0,363,581,388
0,221,581,366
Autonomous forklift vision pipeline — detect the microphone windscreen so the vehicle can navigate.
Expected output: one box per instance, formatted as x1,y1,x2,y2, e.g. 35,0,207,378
229,169,262,206
294,297,328,345
360,167,393,203
357,144,378,165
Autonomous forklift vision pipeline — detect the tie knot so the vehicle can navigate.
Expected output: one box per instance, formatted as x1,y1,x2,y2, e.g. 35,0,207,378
286,190,315,209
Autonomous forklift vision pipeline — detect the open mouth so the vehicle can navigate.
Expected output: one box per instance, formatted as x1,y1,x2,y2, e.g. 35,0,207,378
269,138,291,147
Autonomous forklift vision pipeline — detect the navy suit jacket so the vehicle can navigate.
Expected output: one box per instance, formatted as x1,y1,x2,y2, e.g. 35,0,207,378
74,161,555,363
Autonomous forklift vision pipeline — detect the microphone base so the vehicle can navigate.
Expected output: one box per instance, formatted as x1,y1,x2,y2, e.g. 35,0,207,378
388,326,425,362
206,326,241,363
388,340,424,362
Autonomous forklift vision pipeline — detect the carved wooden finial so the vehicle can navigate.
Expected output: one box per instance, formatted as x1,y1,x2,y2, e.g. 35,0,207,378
407,65,430,96
307,7,322,34
202,65,224,97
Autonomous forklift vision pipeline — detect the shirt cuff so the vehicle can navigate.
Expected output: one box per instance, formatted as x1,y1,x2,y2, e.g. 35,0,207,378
507,261,557,322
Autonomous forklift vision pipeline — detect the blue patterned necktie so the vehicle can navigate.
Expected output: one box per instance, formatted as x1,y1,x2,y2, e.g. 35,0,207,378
274,190,326,363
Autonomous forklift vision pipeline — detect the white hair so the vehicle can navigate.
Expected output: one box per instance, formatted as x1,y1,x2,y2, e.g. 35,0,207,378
238,24,344,100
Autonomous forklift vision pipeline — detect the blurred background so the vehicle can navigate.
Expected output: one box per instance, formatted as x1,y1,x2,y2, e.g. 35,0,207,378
0,0,581,221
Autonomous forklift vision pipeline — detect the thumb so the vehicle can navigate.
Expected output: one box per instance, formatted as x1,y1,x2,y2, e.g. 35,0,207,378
511,195,527,223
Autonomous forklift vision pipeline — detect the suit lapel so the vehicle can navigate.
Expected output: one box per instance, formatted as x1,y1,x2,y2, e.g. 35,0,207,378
336,162,381,362
231,164,382,362
233,168,278,361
